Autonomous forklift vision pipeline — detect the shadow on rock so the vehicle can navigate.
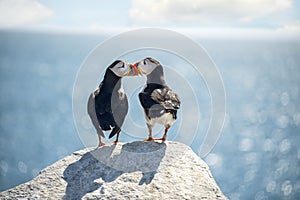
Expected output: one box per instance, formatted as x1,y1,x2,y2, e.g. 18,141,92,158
63,145,119,200
63,141,166,199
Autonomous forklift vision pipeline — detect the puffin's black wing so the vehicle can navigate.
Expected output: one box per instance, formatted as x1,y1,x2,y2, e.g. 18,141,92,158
139,89,162,119
93,87,115,132
139,86,180,119
151,88,180,110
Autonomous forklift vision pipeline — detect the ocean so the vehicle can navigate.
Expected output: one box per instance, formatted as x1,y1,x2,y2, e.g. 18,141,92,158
0,30,299,199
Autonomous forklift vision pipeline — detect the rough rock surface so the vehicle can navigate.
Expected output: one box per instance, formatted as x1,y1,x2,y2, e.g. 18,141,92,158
0,141,227,199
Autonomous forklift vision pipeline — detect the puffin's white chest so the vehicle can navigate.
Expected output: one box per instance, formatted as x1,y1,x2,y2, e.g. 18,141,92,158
146,112,175,127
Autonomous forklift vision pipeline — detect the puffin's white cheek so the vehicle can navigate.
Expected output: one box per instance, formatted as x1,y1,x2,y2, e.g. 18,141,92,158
119,68,129,77
141,65,155,75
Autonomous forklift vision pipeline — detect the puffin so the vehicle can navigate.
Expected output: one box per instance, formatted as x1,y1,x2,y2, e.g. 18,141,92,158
134,57,181,141
87,60,139,147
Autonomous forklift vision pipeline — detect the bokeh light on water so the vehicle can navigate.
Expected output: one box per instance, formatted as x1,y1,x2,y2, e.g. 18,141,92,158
0,32,299,199
203,40,300,199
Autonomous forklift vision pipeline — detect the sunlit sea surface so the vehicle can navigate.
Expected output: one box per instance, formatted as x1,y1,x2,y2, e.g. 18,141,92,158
0,31,299,199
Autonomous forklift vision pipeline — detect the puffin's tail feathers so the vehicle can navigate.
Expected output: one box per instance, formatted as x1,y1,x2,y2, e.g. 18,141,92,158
109,127,120,139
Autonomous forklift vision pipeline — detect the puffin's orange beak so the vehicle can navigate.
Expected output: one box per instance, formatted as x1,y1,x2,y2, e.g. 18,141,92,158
131,63,139,76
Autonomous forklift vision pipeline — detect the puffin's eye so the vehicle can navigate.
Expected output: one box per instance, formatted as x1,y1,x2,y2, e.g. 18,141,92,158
143,60,146,65
118,63,124,68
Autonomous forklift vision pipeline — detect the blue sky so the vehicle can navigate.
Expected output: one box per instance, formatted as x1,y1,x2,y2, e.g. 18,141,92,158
0,0,300,38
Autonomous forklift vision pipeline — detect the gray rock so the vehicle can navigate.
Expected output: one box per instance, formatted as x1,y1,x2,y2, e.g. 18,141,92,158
0,141,227,199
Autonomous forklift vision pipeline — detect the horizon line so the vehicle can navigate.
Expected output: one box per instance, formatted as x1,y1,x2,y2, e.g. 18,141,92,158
1,26,300,41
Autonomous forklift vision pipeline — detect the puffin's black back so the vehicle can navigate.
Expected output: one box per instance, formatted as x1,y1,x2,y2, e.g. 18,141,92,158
93,67,128,139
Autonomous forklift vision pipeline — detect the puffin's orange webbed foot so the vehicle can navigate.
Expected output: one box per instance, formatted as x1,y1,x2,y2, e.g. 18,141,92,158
112,140,118,145
99,142,106,146
152,137,166,141
95,142,105,149
144,137,155,142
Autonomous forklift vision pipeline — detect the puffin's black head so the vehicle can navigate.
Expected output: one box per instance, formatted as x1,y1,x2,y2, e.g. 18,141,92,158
108,60,139,77
133,57,161,76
